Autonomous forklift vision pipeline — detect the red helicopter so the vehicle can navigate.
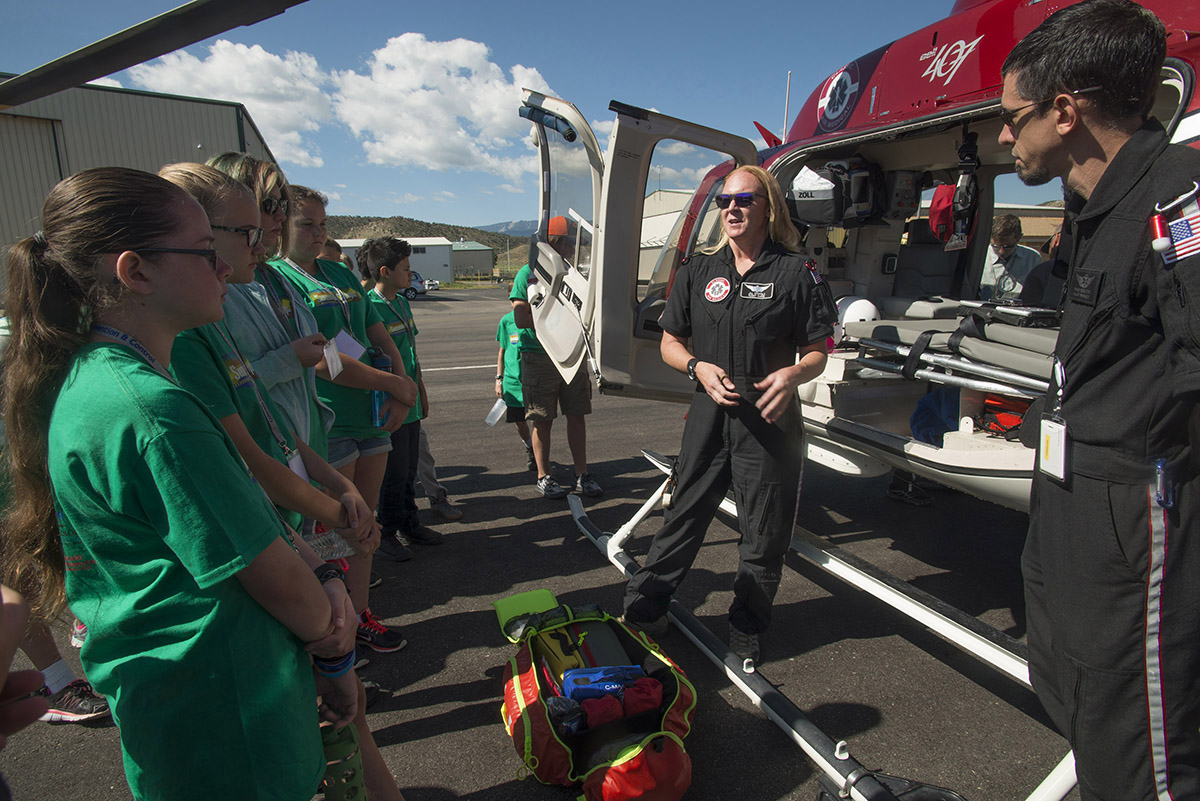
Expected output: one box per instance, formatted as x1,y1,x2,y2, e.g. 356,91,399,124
518,0,1200,515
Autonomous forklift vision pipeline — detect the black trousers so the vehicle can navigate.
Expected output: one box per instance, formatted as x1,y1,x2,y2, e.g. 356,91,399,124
623,394,804,634
377,420,421,534
1024,470,1200,801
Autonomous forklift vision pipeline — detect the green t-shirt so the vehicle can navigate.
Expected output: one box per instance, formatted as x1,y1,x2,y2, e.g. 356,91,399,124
496,311,527,407
270,257,386,439
508,264,546,354
368,288,422,424
171,320,303,530
49,343,323,801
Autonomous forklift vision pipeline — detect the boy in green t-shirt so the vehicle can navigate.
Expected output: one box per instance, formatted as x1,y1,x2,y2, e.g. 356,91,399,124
360,237,445,561
495,310,535,472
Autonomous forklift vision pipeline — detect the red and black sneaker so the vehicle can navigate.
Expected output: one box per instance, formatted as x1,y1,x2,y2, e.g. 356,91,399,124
355,607,407,653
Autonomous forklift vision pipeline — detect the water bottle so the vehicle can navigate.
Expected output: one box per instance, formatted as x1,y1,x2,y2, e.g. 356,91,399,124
368,347,392,427
485,397,507,426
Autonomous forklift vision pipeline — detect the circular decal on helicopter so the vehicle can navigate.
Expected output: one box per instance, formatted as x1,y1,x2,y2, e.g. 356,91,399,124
704,277,731,302
817,61,860,133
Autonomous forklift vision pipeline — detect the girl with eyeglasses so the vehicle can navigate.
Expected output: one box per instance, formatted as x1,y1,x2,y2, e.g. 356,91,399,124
1,167,355,800
161,162,407,801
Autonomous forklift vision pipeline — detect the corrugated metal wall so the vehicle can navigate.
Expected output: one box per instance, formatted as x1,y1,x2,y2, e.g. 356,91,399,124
0,115,65,248
0,84,273,247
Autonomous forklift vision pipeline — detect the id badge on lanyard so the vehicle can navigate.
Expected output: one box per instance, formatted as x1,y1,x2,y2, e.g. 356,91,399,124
1039,358,1070,482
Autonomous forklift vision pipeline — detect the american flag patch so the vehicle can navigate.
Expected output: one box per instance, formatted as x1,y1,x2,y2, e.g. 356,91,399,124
1163,211,1200,264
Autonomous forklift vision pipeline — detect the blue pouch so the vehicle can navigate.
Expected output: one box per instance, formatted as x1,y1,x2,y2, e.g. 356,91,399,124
561,665,644,702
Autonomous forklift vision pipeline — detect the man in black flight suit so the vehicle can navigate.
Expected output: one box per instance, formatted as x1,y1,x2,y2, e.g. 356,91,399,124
999,2,1200,798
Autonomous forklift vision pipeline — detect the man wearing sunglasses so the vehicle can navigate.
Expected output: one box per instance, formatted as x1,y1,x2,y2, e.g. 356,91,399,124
1000,2,1200,798
979,214,1040,301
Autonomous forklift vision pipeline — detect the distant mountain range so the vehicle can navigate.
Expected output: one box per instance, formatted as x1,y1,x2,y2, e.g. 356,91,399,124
476,219,538,237
326,214,533,264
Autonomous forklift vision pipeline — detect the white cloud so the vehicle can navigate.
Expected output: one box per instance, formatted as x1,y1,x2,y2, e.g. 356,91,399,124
127,40,332,168
435,190,456,201
87,77,122,88
498,184,525,194
332,33,550,181
389,193,421,204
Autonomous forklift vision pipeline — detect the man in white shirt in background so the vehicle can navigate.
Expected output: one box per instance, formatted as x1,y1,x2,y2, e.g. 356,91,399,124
980,213,1041,301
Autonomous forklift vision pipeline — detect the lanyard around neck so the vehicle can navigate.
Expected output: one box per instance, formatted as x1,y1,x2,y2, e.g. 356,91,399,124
211,320,294,458
371,288,418,366
256,265,301,340
89,323,174,382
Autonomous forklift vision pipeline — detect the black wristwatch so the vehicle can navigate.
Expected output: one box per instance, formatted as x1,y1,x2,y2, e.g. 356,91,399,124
314,562,345,585
686,358,699,381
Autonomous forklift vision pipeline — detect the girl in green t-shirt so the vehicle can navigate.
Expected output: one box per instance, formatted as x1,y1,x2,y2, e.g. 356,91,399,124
1,168,358,801
271,186,417,656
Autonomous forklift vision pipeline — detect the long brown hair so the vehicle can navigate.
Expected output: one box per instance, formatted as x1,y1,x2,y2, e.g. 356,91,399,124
2,167,189,619
206,152,291,259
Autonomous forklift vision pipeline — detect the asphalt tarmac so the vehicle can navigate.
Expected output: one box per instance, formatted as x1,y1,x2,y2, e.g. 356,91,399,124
0,286,1078,801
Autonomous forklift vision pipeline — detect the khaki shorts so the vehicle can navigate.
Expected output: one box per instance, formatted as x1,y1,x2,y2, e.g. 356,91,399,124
520,350,591,421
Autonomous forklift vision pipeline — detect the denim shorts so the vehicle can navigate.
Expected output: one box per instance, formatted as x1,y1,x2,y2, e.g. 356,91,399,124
327,434,392,469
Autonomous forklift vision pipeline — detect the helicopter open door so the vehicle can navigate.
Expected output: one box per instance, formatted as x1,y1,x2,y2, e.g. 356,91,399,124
590,103,759,402
518,91,604,383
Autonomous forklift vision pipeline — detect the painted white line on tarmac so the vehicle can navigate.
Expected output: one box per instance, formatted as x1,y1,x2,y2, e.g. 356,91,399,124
421,364,495,372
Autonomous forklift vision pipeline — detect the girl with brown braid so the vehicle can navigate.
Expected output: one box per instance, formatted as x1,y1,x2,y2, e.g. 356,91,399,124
1,166,356,801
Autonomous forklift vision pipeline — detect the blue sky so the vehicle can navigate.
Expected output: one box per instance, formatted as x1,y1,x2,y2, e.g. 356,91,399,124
6,0,1059,226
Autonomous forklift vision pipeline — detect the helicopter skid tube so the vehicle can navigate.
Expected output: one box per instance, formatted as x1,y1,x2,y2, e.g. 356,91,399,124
567,493,904,801
566,450,1077,800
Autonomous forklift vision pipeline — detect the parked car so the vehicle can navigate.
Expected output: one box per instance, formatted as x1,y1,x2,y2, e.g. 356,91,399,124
404,271,428,300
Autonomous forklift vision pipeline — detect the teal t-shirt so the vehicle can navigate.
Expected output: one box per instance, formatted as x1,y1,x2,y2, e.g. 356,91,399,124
508,264,546,354
496,311,527,407
49,342,323,801
171,320,303,531
368,288,422,424
270,257,386,439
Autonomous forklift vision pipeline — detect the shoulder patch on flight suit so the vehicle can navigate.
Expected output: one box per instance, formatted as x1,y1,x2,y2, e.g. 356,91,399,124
705,277,731,302
740,282,774,300
1069,269,1102,306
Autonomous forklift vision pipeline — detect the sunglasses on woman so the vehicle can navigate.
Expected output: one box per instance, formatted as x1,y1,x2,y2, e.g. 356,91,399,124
714,192,765,209
260,197,289,216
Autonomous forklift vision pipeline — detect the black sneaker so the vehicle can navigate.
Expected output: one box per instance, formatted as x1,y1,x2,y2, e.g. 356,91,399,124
39,679,111,723
403,526,444,546
377,532,414,562
729,627,761,674
573,472,603,498
356,608,407,653
536,475,569,499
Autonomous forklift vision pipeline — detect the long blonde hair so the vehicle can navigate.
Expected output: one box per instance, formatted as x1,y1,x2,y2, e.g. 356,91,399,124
206,152,291,259
2,168,190,619
704,165,802,254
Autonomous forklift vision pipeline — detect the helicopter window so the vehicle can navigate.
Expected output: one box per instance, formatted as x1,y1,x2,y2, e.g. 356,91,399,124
637,141,734,302
542,120,596,280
